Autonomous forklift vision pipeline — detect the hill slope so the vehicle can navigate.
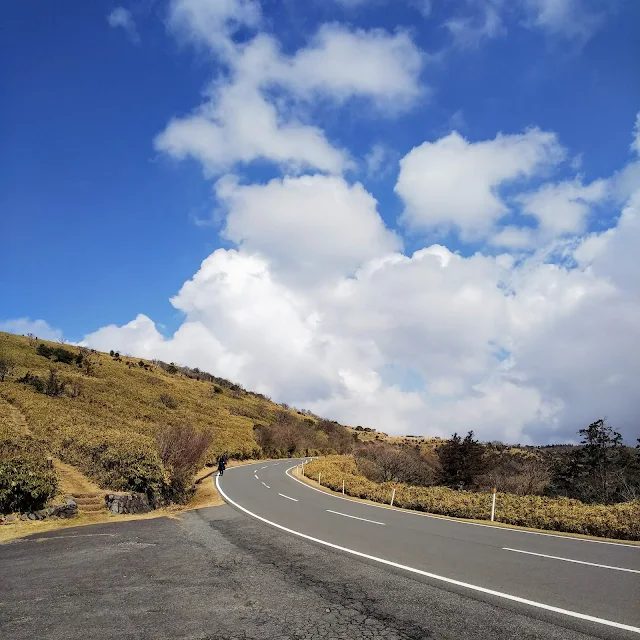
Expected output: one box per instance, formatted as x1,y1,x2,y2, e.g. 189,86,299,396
0,331,345,498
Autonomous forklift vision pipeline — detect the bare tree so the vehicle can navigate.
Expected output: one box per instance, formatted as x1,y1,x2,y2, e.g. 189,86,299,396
155,423,213,501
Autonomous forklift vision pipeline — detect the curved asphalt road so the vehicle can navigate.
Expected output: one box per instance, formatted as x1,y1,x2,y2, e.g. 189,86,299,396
218,459,640,638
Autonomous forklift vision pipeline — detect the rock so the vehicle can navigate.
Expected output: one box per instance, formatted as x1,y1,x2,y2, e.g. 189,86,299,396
65,498,77,507
20,514,28,521
5,514,17,524
27,513,36,520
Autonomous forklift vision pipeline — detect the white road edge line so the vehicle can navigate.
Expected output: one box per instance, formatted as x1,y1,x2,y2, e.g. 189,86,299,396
284,466,639,549
278,493,298,502
326,510,385,526
216,474,639,634
262,466,268,469
262,482,271,489
503,548,640,573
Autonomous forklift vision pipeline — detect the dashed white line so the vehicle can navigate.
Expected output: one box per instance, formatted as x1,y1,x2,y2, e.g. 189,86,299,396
215,475,639,634
326,510,385,526
278,493,298,502
261,466,268,469
262,482,271,489
503,548,640,573
254,474,259,480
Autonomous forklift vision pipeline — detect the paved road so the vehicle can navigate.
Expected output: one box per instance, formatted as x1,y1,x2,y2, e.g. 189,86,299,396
0,503,629,640
218,459,640,638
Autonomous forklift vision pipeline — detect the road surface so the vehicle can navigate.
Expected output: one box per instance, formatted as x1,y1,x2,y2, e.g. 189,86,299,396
218,458,640,638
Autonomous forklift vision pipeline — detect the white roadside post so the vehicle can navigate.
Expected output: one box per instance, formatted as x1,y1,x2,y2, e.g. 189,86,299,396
390,484,397,507
318,472,322,486
491,487,497,522
342,479,345,495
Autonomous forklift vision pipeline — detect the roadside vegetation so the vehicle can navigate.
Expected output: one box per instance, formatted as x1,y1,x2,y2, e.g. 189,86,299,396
303,421,640,540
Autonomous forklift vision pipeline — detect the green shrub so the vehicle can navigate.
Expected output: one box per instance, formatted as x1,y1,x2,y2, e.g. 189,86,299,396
0,440,58,514
57,426,165,495
36,343,75,365
18,372,46,394
36,343,53,358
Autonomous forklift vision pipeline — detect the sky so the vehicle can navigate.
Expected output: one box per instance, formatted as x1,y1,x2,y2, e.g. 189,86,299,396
2,0,640,445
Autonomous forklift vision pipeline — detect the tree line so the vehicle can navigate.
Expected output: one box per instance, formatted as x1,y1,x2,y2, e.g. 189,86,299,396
352,420,640,505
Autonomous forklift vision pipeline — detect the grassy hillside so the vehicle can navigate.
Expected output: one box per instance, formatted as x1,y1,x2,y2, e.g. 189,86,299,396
0,331,333,499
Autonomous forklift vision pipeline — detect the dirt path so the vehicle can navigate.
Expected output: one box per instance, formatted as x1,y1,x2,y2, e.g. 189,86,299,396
0,397,31,436
52,459,105,498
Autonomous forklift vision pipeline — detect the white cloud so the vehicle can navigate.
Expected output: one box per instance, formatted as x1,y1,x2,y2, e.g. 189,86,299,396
523,0,604,40
157,3,424,176
364,143,395,178
0,318,63,342
490,226,536,249
632,112,640,156
516,177,608,237
395,128,566,239
167,0,261,57
155,79,349,175
272,25,424,110
445,5,505,49
218,174,401,286
107,7,140,44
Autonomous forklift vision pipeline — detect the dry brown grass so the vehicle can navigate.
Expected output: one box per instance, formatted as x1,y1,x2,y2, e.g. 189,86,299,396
295,470,640,546
52,459,105,498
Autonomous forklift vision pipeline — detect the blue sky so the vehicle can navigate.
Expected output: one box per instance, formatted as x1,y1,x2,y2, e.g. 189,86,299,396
2,0,640,443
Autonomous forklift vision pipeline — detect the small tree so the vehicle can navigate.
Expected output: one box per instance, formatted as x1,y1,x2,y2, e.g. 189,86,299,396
547,419,636,504
45,368,66,397
437,431,486,489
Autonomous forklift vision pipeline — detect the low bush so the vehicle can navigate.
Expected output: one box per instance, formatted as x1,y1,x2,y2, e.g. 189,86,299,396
36,343,76,365
18,369,66,397
304,456,640,541
0,440,58,514
159,393,178,409
18,372,46,394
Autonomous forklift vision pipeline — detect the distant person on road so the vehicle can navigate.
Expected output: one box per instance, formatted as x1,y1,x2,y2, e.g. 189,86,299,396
218,455,226,476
